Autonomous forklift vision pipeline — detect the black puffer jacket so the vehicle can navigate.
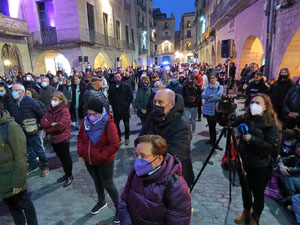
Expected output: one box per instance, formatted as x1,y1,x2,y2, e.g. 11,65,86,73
283,84,300,115
182,84,202,108
83,87,109,114
277,154,300,177
140,94,191,162
237,116,279,168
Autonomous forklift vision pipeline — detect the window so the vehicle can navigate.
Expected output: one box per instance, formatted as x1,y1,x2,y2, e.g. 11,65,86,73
164,42,170,52
116,20,120,40
155,44,157,51
103,13,108,36
186,42,192,50
131,28,135,44
187,30,191,38
164,31,169,37
155,57,158,65
154,22,156,26
164,22,169,29
187,21,191,27
125,25,129,42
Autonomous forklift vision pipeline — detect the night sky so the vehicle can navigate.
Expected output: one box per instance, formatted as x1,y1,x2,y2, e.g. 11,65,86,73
152,0,195,31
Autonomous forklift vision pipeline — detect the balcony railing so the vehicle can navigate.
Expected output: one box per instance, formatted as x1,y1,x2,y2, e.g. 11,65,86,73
139,48,148,55
210,0,255,29
0,13,29,36
31,28,135,51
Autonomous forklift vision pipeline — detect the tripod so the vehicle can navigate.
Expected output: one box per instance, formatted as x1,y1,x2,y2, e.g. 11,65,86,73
190,120,259,224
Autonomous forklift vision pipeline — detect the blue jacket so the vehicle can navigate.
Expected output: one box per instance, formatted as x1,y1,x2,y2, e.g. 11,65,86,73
8,95,45,127
167,82,183,95
201,82,223,116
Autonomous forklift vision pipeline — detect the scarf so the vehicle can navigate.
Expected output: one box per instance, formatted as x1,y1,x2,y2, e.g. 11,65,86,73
209,81,220,89
84,108,108,145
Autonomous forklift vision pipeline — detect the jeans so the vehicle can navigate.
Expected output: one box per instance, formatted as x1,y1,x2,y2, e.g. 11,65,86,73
280,176,300,195
53,142,73,177
3,191,38,225
85,160,119,209
115,117,130,140
27,133,48,170
239,166,272,219
206,116,217,143
184,107,198,133
292,194,300,223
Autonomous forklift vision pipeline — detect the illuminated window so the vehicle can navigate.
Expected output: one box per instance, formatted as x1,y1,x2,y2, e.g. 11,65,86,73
187,21,191,27
186,42,192,50
164,42,170,52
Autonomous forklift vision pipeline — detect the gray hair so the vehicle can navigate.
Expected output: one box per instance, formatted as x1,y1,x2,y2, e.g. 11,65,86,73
12,83,25,91
154,81,164,88
41,77,50,82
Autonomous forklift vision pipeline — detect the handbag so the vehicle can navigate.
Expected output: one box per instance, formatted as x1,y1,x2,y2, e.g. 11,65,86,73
264,176,283,201
23,118,38,135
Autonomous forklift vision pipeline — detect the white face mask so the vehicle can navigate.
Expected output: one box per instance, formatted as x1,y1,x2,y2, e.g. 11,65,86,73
250,103,264,116
51,100,59,107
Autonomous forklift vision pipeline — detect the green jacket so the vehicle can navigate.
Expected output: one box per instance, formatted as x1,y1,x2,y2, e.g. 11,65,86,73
0,110,27,199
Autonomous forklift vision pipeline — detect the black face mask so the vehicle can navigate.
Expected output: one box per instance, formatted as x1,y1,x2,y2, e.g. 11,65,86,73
279,75,288,81
153,105,165,120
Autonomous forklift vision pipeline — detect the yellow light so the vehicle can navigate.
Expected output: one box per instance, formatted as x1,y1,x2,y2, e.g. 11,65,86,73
3,60,11,66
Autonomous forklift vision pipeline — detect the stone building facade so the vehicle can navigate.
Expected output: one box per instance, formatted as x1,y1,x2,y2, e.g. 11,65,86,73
22,0,152,75
152,8,175,66
0,0,32,77
195,0,300,80
179,12,196,64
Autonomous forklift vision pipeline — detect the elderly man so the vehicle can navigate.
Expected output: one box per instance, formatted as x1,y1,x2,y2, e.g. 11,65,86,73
246,62,259,85
39,76,55,106
83,76,109,115
8,83,49,176
140,89,195,187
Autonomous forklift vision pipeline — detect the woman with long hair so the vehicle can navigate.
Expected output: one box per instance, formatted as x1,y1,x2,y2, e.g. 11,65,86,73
40,91,73,187
235,93,279,225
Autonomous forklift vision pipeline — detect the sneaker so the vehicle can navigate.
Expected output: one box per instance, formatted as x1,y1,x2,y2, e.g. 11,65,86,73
197,118,201,122
27,167,39,175
91,202,107,215
63,176,73,188
113,213,120,224
41,168,49,177
125,139,129,146
57,175,68,183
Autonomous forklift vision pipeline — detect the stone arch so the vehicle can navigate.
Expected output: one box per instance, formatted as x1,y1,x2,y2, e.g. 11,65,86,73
278,26,300,79
211,45,216,67
34,50,71,75
120,54,131,69
1,43,22,77
240,35,264,75
94,52,113,69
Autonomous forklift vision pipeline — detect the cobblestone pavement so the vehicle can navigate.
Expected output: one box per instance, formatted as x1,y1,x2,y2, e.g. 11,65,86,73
0,102,297,225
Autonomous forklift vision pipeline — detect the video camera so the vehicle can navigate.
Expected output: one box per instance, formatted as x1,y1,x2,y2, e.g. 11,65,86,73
215,95,238,126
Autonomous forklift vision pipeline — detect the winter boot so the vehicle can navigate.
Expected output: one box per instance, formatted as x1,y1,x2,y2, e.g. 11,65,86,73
234,209,251,224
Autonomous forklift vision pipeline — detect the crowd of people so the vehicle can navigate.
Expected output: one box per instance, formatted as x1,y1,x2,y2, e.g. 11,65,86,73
0,61,299,225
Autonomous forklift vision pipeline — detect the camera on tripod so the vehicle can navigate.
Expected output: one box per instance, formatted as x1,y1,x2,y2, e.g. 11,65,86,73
216,95,238,126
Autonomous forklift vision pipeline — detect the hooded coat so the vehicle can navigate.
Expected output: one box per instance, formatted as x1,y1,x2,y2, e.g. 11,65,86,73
139,94,195,186
0,111,27,199
118,153,191,225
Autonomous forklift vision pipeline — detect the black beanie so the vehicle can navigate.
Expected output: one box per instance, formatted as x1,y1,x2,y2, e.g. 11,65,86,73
87,99,103,114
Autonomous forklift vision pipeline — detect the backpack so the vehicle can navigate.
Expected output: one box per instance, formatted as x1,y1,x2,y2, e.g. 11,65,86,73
221,140,240,171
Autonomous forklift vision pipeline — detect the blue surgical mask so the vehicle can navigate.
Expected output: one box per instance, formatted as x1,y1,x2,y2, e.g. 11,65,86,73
171,78,177,83
67,83,72,86
88,114,100,123
12,90,20,100
0,91,6,97
41,82,48,88
7,84,12,89
142,83,148,88
134,156,160,177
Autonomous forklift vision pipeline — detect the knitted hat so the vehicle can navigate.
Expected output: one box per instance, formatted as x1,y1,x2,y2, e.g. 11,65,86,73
87,99,103,114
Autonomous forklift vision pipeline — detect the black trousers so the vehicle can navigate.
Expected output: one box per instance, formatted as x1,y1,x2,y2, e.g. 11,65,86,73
114,117,130,140
53,142,73,177
181,157,195,188
3,191,38,225
85,160,119,210
206,116,217,143
239,166,272,219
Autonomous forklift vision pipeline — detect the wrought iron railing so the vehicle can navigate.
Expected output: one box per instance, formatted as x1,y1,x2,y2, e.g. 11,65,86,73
31,28,135,51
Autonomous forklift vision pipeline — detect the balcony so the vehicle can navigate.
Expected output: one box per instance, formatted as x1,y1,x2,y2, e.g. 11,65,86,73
31,28,135,51
139,48,148,55
0,13,29,36
210,0,256,29
163,35,171,40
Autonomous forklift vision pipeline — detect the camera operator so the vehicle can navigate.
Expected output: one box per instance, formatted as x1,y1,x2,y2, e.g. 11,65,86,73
235,93,279,225
201,74,223,150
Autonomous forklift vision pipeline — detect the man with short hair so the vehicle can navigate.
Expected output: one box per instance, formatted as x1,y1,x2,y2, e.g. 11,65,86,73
246,62,259,84
39,77,55,106
140,89,195,187
83,76,109,115
108,73,133,145
8,83,49,176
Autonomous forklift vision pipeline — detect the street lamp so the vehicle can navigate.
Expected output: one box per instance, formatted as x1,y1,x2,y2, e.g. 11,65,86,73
3,60,11,66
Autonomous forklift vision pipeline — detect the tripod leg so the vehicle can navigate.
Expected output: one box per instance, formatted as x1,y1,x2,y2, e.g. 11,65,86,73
190,128,226,193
